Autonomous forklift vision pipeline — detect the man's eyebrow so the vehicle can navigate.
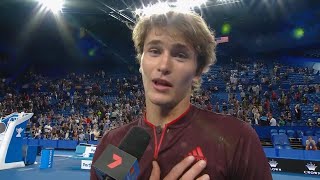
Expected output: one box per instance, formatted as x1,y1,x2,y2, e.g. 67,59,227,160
172,43,190,51
145,40,162,46
145,40,191,51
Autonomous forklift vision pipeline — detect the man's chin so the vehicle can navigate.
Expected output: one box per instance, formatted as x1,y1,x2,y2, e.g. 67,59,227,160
151,100,171,106
149,97,173,107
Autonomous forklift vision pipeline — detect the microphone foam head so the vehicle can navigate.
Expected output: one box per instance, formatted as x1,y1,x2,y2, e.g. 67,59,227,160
118,126,150,160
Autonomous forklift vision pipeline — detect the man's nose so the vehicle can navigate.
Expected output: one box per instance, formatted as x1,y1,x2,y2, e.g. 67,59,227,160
157,52,171,75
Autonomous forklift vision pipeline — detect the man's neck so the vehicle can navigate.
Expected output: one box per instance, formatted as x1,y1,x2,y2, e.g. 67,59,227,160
145,98,190,128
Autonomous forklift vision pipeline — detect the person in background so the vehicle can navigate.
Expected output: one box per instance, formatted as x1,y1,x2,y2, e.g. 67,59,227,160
316,118,320,127
306,136,317,150
313,103,320,113
269,114,277,126
306,118,314,127
278,115,286,126
295,104,301,121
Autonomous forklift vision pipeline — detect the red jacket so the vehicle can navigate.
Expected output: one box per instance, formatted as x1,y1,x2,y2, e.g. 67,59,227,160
91,105,272,180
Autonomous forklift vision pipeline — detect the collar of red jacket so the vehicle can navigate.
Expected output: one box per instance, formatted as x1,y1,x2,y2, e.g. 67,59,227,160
142,104,196,129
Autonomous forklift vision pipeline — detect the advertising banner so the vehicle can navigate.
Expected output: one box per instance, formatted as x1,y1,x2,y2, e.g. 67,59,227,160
268,158,320,175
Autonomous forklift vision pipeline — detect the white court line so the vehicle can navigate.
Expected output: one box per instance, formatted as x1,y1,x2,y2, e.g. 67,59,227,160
17,168,34,171
54,157,70,161
54,155,73,158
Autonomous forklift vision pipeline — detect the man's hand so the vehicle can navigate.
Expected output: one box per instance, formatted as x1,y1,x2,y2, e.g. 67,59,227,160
149,156,210,180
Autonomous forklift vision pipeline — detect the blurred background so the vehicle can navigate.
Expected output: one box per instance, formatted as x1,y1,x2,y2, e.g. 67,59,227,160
0,0,319,77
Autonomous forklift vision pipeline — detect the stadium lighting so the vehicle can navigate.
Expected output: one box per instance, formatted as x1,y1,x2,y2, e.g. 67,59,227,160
134,0,208,17
293,28,304,39
216,0,240,5
175,0,208,9
37,0,64,14
217,0,233,3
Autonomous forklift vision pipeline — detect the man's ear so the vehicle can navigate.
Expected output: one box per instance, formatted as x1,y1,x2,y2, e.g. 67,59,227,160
139,67,142,73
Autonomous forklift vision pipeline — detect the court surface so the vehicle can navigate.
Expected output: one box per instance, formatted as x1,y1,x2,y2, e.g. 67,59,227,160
0,150,318,180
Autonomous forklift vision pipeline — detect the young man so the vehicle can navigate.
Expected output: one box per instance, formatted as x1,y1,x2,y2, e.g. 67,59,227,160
91,8,272,180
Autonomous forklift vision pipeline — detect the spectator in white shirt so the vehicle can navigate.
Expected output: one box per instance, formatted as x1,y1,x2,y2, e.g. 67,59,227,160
44,124,52,133
269,115,277,126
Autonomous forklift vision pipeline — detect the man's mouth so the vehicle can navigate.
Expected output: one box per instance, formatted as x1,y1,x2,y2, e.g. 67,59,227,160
152,78,173,87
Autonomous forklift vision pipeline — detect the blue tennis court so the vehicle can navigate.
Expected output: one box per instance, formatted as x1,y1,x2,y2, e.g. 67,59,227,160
0,150,318,180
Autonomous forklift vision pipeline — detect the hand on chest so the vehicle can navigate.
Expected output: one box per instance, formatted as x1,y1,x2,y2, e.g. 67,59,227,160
150,130,227,179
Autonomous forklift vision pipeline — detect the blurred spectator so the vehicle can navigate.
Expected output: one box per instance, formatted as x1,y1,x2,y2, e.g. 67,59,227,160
317,118,320,127
302,94,308,104
278,116,286,126
269,114,277,126
294,104,301,121
285,106,292,125
44,124,52,134
214,102,220,113
79,130,85,141
252,106,260,125
65,130,70,140
314,103,320,113
306,136,317,150
34,127,42,139
306,119,314,127
222,102,227,114
271,91,277,101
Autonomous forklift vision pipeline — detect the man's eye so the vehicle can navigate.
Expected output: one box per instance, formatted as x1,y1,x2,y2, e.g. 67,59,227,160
148,49,160,55
176,53,187,59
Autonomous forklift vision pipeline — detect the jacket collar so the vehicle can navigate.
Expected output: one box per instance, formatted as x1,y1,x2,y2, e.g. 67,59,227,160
142,104,197,129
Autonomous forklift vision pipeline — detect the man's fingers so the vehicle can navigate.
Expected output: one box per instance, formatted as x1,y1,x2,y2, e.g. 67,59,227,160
196,174,210,180
164,156,195,180
180,160,207,180
149,161,161,180
154,157,209,180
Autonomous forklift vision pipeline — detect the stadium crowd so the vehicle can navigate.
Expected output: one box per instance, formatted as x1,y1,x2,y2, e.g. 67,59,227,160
0,61,319,141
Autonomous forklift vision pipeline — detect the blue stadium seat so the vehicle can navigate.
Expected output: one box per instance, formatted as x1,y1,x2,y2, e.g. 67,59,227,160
273,139,281,145
305,130,314,136
273,134,290,148
282,145,292,149
296,130,304,138
270,129,278,133
286,130,295,138
271,132,278,139
279,129,286,135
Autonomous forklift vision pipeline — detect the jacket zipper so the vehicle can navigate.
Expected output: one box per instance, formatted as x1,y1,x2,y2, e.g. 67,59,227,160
153,124,168,159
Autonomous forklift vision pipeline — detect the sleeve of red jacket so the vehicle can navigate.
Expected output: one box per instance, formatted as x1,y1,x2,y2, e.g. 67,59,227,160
230,123,272,180
90,132,110,180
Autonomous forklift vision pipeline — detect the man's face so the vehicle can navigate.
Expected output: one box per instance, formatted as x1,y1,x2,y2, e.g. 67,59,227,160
140,27,199,107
